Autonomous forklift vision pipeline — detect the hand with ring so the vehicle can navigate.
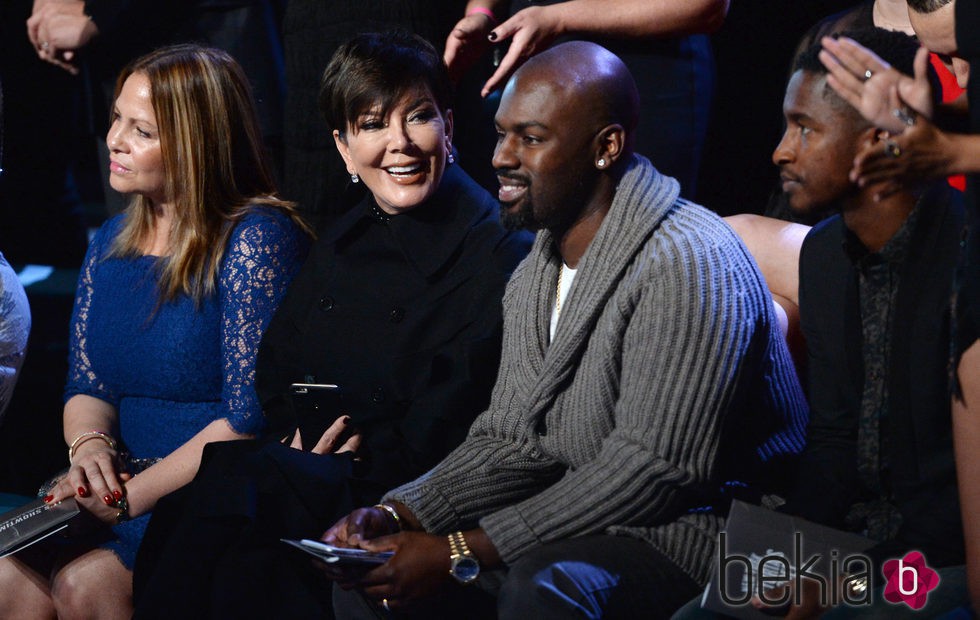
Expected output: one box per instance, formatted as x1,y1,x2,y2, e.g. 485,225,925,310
819,36,934,133
851,114,973,200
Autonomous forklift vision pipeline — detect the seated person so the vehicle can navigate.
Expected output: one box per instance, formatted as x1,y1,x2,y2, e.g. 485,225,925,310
822,2,980,608
676,28,968,619
0,45,309,619
0,251,29,423
324,40,808,619
130,31,532,619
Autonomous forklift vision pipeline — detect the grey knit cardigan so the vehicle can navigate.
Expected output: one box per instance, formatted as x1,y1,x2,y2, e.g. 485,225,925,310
387,156,808,586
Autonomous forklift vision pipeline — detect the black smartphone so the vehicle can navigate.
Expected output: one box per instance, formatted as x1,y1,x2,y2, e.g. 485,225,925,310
288,383,343,451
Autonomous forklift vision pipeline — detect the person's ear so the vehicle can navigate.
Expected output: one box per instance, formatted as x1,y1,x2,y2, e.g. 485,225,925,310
594,124,626,170
444,108,454,144
333,129,356,174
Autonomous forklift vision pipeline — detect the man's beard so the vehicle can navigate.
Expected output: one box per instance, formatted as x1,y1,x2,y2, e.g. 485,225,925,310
500,198,540,232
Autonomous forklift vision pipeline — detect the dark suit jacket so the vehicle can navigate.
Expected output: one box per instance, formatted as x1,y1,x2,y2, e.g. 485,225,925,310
786,184,965,571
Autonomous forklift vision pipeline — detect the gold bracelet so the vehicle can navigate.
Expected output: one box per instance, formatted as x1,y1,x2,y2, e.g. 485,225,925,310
68,430,117,463
374,503,401,531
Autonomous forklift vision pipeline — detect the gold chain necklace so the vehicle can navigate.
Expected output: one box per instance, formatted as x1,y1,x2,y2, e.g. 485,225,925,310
555,264,564,317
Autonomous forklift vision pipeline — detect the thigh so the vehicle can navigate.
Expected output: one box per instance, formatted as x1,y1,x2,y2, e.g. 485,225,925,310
498,535,702,620
0,552,56,618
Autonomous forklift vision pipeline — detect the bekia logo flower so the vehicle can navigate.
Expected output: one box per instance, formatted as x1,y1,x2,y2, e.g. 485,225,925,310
882,551,940,610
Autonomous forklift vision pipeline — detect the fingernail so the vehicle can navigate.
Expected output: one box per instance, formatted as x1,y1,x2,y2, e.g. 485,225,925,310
103,494,114,505
488,31,498,41
342,416,351,425
43,495,54,503
77,486,89,497
112,489,123,500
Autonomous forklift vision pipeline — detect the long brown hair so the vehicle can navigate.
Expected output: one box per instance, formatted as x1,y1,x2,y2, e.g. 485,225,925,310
110,44,309,303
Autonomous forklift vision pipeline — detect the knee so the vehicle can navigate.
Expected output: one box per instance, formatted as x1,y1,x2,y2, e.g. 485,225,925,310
498,555,617,618
51,565,108,619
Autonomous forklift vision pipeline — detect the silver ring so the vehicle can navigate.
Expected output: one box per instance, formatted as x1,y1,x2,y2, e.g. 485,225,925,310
41,41,50,50
381,598,391,611
864,68,873,80
884,139,902,158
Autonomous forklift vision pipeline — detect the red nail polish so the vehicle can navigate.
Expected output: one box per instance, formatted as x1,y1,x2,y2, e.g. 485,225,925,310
342,416,350,425
103,494,114,505
43,495,54,503
112,489,123,500
77,486,89,497
488,31,498,41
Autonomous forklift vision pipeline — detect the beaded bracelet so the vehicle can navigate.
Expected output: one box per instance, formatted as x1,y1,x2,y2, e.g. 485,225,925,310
68,430,117,463
467,6,497,24
114,496,131,524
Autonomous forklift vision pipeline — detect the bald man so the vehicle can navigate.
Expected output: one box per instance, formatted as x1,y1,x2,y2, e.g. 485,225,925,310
326,41,808,619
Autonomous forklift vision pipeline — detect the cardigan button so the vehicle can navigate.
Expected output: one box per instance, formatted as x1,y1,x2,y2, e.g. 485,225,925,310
318,296,335,312
371,387,386,403
389,307,405,323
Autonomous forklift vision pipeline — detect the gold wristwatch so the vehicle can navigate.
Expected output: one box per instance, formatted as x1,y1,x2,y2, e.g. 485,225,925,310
448,531,480,584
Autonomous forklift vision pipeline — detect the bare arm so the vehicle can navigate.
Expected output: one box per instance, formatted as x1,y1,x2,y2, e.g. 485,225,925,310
954,344,980,610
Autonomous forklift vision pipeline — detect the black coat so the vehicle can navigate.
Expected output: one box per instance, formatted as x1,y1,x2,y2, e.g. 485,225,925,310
255,163,532,504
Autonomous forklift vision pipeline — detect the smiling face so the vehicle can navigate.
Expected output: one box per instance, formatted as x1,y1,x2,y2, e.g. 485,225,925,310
772,70,866,216
333,87,451,215
107,72,167,204
492,74,598,232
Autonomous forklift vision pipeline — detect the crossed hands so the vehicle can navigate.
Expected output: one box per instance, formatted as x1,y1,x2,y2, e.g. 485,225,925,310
26,0,99,75
45,438,132,526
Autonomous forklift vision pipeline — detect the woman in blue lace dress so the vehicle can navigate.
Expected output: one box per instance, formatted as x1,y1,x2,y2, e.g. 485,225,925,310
0,45,308,619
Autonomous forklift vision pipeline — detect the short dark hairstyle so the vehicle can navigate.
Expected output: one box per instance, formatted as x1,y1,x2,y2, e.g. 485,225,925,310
794,27,921,78
907,0,952,14
318,31,453,134
793,28,931,122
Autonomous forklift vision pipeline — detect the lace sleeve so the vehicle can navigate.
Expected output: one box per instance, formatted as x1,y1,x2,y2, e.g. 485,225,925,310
64,220,119,405
219,209,306,434
0,253,30,420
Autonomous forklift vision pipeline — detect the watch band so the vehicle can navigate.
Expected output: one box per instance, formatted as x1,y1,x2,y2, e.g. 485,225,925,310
448,531,480,584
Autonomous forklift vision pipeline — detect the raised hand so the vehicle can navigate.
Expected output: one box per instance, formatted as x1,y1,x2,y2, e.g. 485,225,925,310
820,36,933,133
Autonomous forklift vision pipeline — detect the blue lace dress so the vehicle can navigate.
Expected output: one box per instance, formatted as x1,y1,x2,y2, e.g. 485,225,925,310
63,207,306,569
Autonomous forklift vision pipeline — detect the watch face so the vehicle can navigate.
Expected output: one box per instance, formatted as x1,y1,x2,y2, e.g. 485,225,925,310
452,556,480,583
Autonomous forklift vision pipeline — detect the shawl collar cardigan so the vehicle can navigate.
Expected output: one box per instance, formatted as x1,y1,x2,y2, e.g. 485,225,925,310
387,156,808,585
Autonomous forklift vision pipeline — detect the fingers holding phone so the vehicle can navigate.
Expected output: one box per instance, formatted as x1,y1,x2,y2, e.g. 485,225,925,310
310,415,362,455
